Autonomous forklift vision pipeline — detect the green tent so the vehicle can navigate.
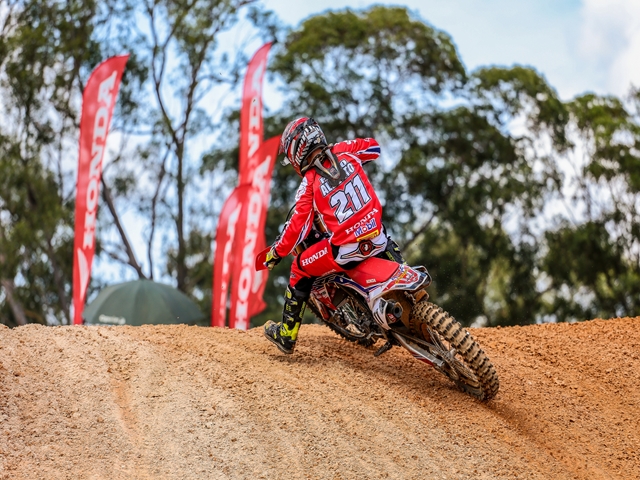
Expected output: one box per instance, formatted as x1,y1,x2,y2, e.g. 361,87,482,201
83,279,206,326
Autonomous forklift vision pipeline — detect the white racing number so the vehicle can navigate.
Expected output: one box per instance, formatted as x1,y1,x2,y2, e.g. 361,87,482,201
329,175,372,223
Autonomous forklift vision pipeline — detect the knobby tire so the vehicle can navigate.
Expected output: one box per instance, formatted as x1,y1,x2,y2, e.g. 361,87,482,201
410,301,499,401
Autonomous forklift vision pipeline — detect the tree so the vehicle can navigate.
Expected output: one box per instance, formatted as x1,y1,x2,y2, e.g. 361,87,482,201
3,2,639,328
239,6,468,326
542,92,640,320
256,7,570,327
0,0,276,324
0,0,103,325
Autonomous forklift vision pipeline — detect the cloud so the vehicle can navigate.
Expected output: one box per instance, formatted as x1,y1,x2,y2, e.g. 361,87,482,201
580,0,640,95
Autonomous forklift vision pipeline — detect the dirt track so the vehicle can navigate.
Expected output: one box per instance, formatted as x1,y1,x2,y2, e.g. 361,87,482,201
0,317,639,479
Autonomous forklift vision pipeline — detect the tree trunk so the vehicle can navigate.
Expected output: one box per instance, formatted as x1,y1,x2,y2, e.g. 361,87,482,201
1,278,28,326
176,142,186,292
45,237,71,324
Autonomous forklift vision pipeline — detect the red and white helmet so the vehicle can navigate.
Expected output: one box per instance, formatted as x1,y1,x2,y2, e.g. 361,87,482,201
279,117,327,176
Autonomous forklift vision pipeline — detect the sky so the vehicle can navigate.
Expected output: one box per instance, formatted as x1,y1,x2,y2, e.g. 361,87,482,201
264,0,640,100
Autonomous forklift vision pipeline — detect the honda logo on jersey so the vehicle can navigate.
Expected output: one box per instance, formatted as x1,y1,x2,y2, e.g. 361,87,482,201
301,247,328,266
345,208,379,235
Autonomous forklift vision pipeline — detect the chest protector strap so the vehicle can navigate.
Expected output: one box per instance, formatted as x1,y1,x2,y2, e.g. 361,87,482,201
310,144,348,188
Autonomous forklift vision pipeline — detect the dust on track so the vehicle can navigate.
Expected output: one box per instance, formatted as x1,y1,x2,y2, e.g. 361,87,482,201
0,317,638,479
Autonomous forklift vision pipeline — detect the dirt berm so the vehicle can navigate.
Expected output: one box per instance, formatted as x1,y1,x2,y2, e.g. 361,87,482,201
0,317,639,479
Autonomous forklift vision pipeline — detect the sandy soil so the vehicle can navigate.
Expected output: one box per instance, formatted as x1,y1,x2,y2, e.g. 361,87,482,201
0,317,639,479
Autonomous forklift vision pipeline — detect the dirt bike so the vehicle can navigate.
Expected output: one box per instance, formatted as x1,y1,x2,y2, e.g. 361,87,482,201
256,219,499,401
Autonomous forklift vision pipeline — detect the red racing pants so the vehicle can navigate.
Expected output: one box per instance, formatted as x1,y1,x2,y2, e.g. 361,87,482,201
289,238,345,292
290,226,389,293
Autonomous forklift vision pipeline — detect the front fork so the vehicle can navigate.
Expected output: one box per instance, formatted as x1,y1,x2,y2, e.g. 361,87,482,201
373,305,444,368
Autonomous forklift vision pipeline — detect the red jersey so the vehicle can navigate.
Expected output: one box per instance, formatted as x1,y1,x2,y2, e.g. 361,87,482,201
274,138,383,257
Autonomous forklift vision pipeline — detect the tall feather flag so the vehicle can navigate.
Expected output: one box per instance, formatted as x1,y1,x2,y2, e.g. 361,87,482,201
228,137,279,329
211,43,277,328
72,55,129,325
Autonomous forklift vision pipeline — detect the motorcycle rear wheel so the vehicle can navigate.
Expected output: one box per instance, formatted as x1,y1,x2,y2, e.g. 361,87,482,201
410,301,499,401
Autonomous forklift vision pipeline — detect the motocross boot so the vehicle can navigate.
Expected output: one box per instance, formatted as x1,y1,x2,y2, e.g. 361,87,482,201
263,285,308,354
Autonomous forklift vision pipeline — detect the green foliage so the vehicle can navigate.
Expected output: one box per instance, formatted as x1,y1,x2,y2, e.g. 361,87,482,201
0,133,74,326
0,0,100,126
470,66,570,148
539,92,640,320
256,5,640,327
108,0,255,295
259,7,556,327
272,6,465,140
568,93,640,190
543,222,640,319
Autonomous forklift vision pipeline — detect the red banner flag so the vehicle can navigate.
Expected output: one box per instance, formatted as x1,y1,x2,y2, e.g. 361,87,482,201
72,55,129,325
238,42,272,186
211,185,250,327
247,136,280,319
211,43,273,328
229,137,279,330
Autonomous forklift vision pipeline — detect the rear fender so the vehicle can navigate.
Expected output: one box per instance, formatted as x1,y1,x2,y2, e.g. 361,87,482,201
367,264,431,329
378,263,431,295
345,256,400,287
369,264,431,308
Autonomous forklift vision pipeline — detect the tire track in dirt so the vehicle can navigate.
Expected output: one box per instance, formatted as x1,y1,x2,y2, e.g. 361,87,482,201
0,317,638,479
87,327,156,479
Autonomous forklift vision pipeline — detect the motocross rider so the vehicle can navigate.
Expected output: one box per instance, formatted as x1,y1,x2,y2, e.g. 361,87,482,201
264,117,401,354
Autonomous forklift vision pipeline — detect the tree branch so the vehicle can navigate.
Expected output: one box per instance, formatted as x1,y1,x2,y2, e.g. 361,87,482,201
402,211,436,252
147,150,169,280
101,246,130,265
101,177,147,279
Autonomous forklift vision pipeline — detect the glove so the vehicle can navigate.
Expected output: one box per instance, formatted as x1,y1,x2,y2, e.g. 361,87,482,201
264,246,281,271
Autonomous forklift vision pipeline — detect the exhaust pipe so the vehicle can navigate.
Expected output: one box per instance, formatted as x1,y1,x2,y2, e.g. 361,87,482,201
386,301,403,323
